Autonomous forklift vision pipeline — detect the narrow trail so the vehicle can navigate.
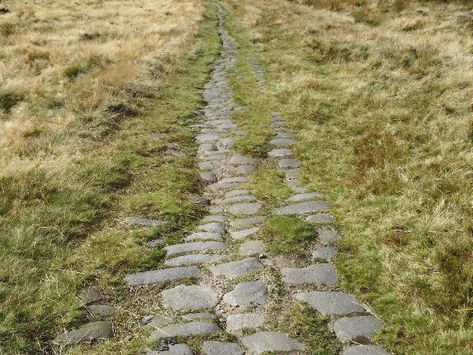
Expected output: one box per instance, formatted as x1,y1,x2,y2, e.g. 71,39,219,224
124,4,389,354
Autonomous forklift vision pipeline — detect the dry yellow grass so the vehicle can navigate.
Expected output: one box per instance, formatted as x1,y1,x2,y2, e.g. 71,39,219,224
0,0,203,176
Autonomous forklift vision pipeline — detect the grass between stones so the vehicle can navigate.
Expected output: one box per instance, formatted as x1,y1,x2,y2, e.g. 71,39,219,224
0,2,220,353
224,0,473,353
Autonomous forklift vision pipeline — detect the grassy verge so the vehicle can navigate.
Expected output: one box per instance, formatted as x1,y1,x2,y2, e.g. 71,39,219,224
0,2,220,353
225,0,473,353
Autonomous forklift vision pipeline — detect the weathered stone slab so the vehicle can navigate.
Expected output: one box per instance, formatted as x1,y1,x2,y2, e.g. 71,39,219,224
125,217,165,227
202,341,243,355
189,195,210,206
165,254,225,267
228,203,262,216
230,226,261,240
87,304,115,317
203,215,227,223
275,201,329,215
219,195,256,205
199,161,224,171
125,266,201,286
219,176,248,184
150,322,220,340
225,189,250,198
164,242,226,256
288,192,324,202
223,281,268,306
161,285,218,311
332,316,383,343
229,155,258,165
80,286,101,305
201,171,217,184
147,314,176,328
198,223,225,233
282,264,338,287
185,232,223,241
268,148,293,158
278,158,300,169
182,313,217,321
269,137,295,146
147,343,193,355
226,313,265,332
296,292,367,316
240,332,305,354
199,143,218,153
54,321,113,345
312,247,337,261
341,345,390,355
197,133,220,142
306,213,334,224
234,164,256,175
239,240,265,257
209,258,263,279
318,228,341,245
229,216,265,230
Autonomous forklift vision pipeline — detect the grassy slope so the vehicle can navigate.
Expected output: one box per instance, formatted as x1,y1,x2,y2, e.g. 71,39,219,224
0,2,220,354
225,0,473,353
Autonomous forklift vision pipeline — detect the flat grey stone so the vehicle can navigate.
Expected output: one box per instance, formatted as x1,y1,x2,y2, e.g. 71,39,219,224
217,137,235,150
275,201,329,215
278,159,300,169
201,171,217,183
342,345,390,355
240,332,305,354
228,203,262,216
185,232,223,241
210,258,263,278
150,321,220,340
198,223,225,233
197,133,220,142
164,241,227,256
229,155,258,165
296,292,366,316
199,161,223,171
54,321,113,345
219,195,256,205
282,264,338,287
87,304,115,317
288,192,324,202
161,285,218,311
318,227,341,245
284,168,301,180
230,226,261,240
234,164,256,175
229,216,265,230
189,195,210,206
165,254,225,267
239,240,265,257
203,215,227,223
276,131,293,139
125,266,201,286
223,281,268,306
219,176,248,184
199,143,218,153
209,181,240,191
147,344,193,355
147,314,176,328
268,148,293,158
225,189,250,198
332,316,383,343
202,341,243,355
125,217,165,227
80,286,102,305
182,313,217,321
312,247,337,261
306,213,334,224
226,313,265,332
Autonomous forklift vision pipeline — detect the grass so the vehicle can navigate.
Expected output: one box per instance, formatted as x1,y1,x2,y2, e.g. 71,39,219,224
224,0,473,353
0,0,221,353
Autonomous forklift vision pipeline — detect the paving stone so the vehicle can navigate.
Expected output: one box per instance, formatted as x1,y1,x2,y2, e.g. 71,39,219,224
125,217,165,227
278,158,300,169
165,254,225,267
275,201,329,215
268,148,293,158
202,341,243,355
189,195,210,206
182,313,217,321
209,205,224,214
269,137,295,146
199,161,224,171
87,304,115,317
332,315,383,343
209,181,240,191
164,241,226,256
147,344,193,355
234,164,256,175
161,285,218,311
198,222,225,233
217,137,235,150
239,240,265,257
312,247,337,261
288,192,324,202
240,331,305,354
80,286,102,305
341,345,390,355
229,216,265,230
318,227,341,245
228,203,262,216
229,155,258,165
199,143,218,153
125,266,201,286
306,213,334,224
219,195,256,205
197,133,220,142
281,264,338,287
201,171,217,183
284,169,301,180
147,314,176,328
226,313,265,332
54,321,113,345
223,281,268,306
219,176,248,184
150,322,220,340
225,189,250,198
203,215,227,223
296,292,367,316
276,131,293,139
185,232,223,241
210,258,263,278
230,226,261,240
